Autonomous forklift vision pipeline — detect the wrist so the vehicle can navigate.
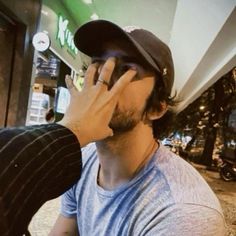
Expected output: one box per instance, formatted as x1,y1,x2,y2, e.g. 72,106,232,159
57,120,87,147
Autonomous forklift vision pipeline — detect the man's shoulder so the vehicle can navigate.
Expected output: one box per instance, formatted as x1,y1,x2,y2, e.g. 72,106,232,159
155,145,223,215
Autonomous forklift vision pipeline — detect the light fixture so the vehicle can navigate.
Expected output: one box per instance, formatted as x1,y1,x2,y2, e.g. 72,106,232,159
32,32,51,52
82,0,93,4
41,10,48,16
90,13,99,20
197,125,206,129
199,106,205,110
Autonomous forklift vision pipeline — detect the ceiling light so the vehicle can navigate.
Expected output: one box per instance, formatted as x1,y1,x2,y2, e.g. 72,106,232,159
90,13,99,20
82,0,93,4
197,125,206,129
41,10,48,16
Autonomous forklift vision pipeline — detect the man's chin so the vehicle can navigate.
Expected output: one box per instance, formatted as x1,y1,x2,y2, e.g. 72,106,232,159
108,110,141,134
108,121,138,134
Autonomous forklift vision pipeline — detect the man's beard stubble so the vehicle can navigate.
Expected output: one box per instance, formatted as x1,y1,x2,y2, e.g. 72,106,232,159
108,107,143,133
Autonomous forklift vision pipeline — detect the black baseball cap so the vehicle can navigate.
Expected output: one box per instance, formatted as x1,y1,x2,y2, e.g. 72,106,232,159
74,20,174,95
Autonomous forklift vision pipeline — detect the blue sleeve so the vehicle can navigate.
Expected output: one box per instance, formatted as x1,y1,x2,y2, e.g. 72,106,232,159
140,204,226,236
61,185,78,218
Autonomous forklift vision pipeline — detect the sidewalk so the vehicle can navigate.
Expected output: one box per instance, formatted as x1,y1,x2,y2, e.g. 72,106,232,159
29,198,60,235
193,163,236,236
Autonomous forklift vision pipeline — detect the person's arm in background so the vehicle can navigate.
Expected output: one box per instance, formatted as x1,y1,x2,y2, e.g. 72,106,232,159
0,58,136,236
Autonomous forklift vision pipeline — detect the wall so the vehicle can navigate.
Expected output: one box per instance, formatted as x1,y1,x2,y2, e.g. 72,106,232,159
169,0,235,111
40,1,83,72
0,0,42,126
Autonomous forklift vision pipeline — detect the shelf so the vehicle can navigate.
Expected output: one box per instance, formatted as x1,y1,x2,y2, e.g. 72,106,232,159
35,77,57,87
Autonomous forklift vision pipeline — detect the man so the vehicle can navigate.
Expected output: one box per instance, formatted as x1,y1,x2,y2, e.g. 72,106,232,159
50,20,226,235
0,70,134,236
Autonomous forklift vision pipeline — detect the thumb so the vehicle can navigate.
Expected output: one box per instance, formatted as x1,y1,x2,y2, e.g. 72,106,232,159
65,75,78,95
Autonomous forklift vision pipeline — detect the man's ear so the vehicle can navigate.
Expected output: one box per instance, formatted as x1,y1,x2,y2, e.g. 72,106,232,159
147,101,168,120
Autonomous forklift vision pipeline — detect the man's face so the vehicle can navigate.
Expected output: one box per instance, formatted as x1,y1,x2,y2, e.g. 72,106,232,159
92,43,155,133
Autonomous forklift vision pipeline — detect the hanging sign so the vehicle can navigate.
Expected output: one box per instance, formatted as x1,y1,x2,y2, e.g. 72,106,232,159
57,14,78,56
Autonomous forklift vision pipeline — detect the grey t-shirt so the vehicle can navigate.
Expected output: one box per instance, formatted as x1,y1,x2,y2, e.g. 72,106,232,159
61,143,226,235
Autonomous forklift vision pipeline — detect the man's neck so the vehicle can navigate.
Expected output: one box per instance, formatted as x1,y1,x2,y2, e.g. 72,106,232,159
95,122,158,190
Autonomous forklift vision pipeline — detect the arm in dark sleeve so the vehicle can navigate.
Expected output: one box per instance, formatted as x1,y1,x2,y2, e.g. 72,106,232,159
0,123,82,236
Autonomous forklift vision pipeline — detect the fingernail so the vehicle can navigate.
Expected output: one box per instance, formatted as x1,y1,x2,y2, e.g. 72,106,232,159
130,66,137,71
108,57,116,62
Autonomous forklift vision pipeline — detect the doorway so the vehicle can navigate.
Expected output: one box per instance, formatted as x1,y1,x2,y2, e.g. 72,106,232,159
0,12,16,127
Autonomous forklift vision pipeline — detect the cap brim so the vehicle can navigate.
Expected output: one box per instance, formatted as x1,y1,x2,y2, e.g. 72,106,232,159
74,20,161,74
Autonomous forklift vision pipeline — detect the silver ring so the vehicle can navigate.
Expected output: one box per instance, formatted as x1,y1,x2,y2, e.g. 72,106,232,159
97,78,109,86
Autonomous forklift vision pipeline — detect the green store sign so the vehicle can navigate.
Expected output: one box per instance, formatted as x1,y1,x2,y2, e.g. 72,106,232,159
57,14,78,56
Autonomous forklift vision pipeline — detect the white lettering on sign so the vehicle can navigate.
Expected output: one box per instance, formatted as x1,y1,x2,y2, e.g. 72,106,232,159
57,15,78,55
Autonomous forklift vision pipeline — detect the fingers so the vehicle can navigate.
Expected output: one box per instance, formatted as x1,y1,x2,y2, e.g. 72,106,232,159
96,57,115,90
84,63,98,89
110,69,137,96
65,75,78,95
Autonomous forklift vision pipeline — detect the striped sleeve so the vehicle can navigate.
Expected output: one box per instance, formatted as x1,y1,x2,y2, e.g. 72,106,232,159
0,123,82,236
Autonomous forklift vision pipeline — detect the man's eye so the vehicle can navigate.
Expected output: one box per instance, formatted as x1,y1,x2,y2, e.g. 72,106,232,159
122,62,141,72
91,58,103,64
91,59,104,74
120,64,132,73
91,59,105,70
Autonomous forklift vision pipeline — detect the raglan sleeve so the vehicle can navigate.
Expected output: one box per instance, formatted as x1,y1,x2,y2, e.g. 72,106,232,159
140,204,226,236
61,185,78,218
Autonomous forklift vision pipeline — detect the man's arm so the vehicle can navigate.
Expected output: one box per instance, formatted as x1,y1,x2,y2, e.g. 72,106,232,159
49,214,78,236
